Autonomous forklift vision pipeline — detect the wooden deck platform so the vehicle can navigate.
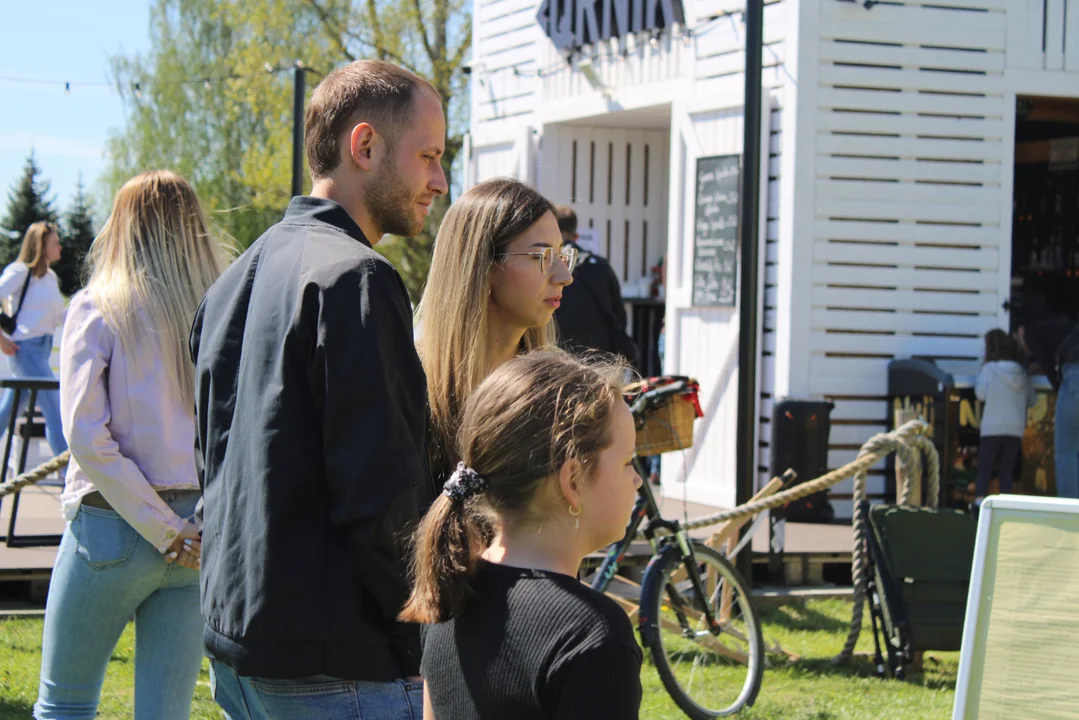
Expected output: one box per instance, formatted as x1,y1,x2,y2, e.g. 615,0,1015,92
0,482,64,580
0,484,857,586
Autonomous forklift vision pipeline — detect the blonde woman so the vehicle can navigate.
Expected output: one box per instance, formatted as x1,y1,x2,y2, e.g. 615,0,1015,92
35,171,226,720
0,221,68,455
416,178,576,488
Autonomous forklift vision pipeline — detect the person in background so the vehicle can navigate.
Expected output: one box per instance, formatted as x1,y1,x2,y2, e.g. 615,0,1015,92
974,329,1035,502
1012,298,1079,499
35,171,225,720
191,60,446,719
401,351,643,719
0,221,68,457
416,179,574,487
550,204,638,367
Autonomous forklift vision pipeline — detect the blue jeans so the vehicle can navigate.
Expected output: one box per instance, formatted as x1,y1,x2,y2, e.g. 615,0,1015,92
0,334,67,456
1056,364,1079,499
34,492,203,720
210,661,424,720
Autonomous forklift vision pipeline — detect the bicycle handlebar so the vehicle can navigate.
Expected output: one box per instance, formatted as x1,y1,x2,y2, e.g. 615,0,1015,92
625,376,697,418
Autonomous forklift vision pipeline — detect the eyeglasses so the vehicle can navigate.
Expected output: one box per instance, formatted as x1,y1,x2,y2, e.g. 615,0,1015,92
496,246,579,275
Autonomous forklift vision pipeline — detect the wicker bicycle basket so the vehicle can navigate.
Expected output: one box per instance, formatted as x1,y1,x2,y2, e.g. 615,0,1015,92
627,382,700,455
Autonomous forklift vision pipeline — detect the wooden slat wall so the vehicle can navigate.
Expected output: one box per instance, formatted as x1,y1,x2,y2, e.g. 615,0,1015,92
757,103,782,492
1005,0,1079,71
812,0,1008,517
537,126,671,288
693,1,787,89
472,0,544,133
473,141,520,181
541,31,687,101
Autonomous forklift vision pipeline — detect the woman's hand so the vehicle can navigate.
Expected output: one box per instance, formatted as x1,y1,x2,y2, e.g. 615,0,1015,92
164,521,201,570
0,336,16,357
174,537,201,570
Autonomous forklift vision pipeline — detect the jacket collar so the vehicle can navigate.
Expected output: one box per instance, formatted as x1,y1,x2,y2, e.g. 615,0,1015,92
280,196,371,248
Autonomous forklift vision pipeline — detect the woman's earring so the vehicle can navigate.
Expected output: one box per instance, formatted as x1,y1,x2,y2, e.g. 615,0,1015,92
569,504,581,531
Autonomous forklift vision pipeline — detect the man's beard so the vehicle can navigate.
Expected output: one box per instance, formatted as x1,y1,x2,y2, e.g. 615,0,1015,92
366,155,423,238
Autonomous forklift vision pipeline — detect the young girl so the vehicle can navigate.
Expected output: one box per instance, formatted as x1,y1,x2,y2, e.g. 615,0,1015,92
36,171,226,719
974,328,1036,500
401,351,643,719
416,178,575,490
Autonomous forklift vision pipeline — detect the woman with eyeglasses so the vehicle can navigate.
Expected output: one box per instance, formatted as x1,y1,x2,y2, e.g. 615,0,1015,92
416,178,576,497
0,221,68,457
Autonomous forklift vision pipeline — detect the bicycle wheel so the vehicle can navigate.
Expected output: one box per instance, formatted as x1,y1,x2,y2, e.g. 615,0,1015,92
639,541,764,718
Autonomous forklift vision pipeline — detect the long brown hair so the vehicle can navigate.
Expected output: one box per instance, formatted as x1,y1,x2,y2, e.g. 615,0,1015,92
415,178,557,477
984,328,1020,363
87,171,227,401
18,221,59,278
399,351,624,624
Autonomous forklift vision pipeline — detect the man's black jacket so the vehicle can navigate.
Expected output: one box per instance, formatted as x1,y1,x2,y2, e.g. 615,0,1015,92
190,197,430,681
554,249,639,367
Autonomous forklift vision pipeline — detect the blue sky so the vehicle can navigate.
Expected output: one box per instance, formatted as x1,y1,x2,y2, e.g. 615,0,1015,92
0,1,150,218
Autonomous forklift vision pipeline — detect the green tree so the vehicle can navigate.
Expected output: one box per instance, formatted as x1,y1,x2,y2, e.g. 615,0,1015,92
56,175,96,296
105,0,471,301
1,151,58,267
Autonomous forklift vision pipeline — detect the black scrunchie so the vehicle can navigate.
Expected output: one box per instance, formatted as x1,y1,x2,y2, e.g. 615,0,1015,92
442,462,488,502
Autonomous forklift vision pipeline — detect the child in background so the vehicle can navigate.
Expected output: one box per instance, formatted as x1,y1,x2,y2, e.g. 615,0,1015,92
974,329,1036,502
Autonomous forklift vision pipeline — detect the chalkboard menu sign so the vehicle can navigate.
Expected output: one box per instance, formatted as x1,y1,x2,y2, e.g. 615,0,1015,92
692,154,741,307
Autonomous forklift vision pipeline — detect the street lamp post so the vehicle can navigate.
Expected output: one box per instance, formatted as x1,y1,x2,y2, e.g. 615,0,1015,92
292,64,307,199
735,0,764,585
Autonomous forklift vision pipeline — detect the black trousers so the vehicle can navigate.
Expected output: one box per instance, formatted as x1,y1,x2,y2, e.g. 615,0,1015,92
976,435,1022,497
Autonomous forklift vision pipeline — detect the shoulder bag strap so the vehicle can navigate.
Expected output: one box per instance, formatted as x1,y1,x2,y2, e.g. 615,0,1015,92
11,267,32,322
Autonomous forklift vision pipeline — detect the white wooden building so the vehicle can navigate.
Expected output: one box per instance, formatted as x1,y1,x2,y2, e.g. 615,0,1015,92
464,0,1079,517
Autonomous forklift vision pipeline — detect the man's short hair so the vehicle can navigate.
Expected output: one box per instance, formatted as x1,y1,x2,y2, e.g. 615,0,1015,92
552,204,578,236
305,60,440,179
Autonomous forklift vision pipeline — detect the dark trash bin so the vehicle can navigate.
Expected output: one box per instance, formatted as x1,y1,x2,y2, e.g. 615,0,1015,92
767,399,834,581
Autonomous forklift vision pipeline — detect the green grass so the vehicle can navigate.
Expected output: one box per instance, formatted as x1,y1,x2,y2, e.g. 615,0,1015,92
0,618,221,720
640,598,957,720
0,599,955,719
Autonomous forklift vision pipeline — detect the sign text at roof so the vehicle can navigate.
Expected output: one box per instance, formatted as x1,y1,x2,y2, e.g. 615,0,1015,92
536,0,686,52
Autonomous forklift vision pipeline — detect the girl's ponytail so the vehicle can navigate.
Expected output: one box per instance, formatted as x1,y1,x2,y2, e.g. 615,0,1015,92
400,464,487,624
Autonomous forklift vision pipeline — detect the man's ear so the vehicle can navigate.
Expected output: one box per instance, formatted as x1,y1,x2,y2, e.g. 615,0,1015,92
349,122,379,171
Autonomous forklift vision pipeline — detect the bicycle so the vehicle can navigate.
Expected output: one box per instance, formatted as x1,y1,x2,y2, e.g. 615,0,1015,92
587,377,765,718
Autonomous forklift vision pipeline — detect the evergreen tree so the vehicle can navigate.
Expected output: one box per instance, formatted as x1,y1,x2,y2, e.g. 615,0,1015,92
0,151,58,267
57,175,96,296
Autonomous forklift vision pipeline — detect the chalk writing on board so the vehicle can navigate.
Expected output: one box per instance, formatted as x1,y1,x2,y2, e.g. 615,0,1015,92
692,154,741,307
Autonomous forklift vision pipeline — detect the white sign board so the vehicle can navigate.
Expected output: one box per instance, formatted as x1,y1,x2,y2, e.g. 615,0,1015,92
575,226,600,256
953,495,1079,719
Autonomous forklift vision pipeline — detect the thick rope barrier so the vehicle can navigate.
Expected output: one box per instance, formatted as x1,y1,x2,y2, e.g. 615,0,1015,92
836,431,920,662
0,450,71,500
835,426,938,664
906,434,941,510
633,418,936,666
638,419,930,536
